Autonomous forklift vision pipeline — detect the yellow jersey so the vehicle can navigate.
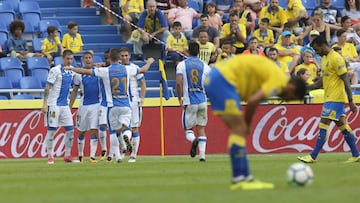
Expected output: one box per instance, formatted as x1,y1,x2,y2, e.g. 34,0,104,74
321,50,348,103
274,60,289,75
332,43,358,59
42,36,61,54
120,0,144,16
198,41,215,64
273,43,299,66
259,6,288,27
214,55,288,101
221,23,247,48
166,33,188,52
253,29,274,46
295,63,318,84
276,33,297,45
62,33,83,53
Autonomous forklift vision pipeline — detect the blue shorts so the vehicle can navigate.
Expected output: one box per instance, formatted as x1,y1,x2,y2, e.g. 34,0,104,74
204,68,242,115
321,102,346,121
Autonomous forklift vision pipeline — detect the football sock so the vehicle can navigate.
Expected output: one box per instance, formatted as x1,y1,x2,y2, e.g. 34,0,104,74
228,134,250,179
131,132,140,157
64,129,74,157
46,130,56,158
339,124,360,157
198,136,207,160
311,123,328,160
99,125,107,151
185,130,196,142
117,132,126,151
90,134,98,158
122,129,132,140
110,133,121,160
78,135,85,157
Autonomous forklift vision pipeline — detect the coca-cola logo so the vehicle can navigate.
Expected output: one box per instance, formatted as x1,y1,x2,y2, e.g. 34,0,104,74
0,110,73,158
252,105,360,153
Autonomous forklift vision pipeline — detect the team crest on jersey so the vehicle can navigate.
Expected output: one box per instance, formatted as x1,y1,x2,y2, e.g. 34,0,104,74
51,111,56,118
204,77,210,85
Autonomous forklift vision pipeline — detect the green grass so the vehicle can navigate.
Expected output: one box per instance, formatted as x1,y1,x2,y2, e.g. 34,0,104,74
0,153,359,203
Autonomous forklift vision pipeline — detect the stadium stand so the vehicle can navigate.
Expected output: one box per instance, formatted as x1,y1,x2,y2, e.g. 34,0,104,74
0,57,24,88
0,76,13,99
12,94,35,100
26,57,50,87
19,76,42,89
0,1,16,28
19,1,41,32
39,19,62,38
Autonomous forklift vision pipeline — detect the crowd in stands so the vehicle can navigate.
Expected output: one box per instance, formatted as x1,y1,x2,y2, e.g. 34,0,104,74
1,0,360,100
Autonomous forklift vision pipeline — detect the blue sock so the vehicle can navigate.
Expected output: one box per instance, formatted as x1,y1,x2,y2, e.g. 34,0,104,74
311,123,328,160
132,131,139,137
340,125,359,157
228,134,249,179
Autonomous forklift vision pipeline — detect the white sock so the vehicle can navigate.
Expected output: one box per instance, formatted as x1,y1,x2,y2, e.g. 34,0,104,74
198,136,207,159
99,128,107,151
110,133,121,160
46,130,56,158
118,132,126,151
90,135,98,158
78,135,85,157
122,129,132,140
131,136,140,158
185,130,195,142
65,130,74,157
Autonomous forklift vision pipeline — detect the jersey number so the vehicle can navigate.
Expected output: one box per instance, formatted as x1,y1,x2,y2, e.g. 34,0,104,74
111,77,127,95
190,69,199,85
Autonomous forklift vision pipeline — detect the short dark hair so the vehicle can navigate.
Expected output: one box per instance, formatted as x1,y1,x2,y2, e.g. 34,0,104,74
341,15,351,24
336,29,346,37
188,41,200,56
9,20,25,34
109,48,121,62
284,22,293,28
173,21,182,28
67,21,78,29
83,51,93,57
311,36,328,47
47,26,58,35
332,46,342,52
249,37,258,42
119,47,131,54
200,14,208,19
62,49,74,57
260,18,270,24
296,68,307,78
289,76,307,100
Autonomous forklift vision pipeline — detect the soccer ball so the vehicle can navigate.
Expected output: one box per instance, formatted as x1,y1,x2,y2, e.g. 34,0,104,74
287,163,314,186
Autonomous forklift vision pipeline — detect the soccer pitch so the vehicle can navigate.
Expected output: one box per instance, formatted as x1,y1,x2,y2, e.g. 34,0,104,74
0,153,359,203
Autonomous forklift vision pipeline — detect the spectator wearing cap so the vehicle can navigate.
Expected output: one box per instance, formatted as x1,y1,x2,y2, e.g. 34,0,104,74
301,30,322,65
259,0,288,36
273,30,300,74
276,22,298,45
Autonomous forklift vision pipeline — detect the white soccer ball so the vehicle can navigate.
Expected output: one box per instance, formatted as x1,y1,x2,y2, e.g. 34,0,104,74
287,162,314,186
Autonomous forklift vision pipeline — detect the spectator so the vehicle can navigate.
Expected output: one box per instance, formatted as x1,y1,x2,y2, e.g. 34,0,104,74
168,0,201,39
350,24,360,54
231,0,252,35
166,21,189,64
206,2,223,31
221,12,247,54
6,20,40,61
276,22,298,45
120,0,145,41
343,0,360,26
273,30,300,74
285,0,308,34
155,0,172,15
295,49,320,85
333,46,359,85
197,30,217,64
82,0,92,8
192,14,221,49
299,9,331,44
245,0,262,31
103,0,114,24
242,37,265,56
312,0,342,32
62,21,83,54
266,47,289,76
212,0,235,23
216,40,234,61
128,0,169,55
259,0,288,35
253,18,274,49
42,26,64,64
296,68,310,83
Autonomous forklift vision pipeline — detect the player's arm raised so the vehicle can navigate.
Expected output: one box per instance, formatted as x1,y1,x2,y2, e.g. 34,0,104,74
139,57,155,73
339,73,357,113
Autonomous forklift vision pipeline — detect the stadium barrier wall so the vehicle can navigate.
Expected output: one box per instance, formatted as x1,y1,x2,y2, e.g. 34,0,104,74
0,104,359,158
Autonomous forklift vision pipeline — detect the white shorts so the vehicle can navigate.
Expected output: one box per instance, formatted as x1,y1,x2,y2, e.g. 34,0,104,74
76,103,99,131
131,100,142,128
99,105,108,126
108,106,132,131
44,105,73,128
182,102,208,130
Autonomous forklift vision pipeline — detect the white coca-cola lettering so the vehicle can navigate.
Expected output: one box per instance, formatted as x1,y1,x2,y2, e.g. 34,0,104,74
253,106,360,153
0,110,76,158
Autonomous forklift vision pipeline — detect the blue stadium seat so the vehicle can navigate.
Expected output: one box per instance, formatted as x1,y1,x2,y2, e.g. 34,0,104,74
20,76,42,89
149,61,159,71
330,0,344,10
0,12,15,29
0,76,13,99
145,90,160,98
0,32,8,54
4,0,20,14
26,57,50,81
0,57,24,88
54,56,78,67
278,0,287,8
187,0,200,13
23,20,36,39
32,38,44,53
0,1,15,16
21,13,41,32
81,34,123,43
13,94,35,100
39,19,62,38
302,0,317,10
146,80,160,87
0,95,8,100
19,1,41,32
145,71,161,80
30,69,48,88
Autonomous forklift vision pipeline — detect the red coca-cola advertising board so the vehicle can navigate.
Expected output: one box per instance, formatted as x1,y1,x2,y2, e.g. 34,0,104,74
0,104,359,159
